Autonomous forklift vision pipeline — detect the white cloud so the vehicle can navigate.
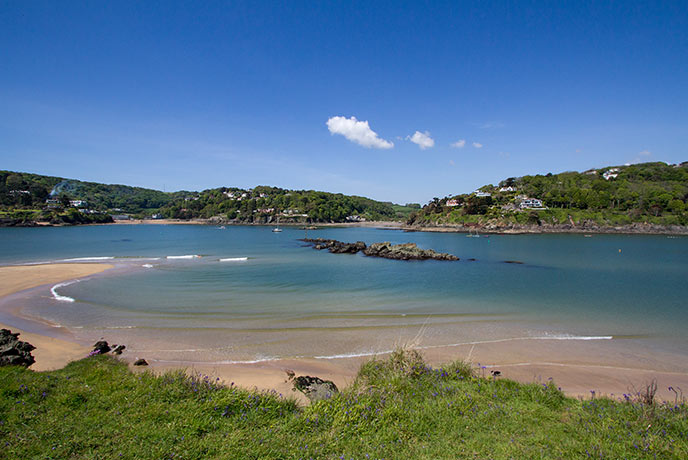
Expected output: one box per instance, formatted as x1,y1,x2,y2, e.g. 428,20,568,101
326,116,394,149
639,149,651,156
451,139,466,148
472,142,483,148
406,130,435,150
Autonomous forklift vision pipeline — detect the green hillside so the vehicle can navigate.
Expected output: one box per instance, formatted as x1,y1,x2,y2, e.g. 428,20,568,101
0,171,402,225
409,161,688,228
158,185,400,222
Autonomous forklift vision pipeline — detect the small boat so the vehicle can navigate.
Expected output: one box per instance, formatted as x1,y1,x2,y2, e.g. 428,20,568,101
218,226,226,230
272,228,283,233
466,230,480,238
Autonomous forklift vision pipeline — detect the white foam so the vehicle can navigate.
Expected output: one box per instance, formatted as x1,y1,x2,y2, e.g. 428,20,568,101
50,280,80,302
61,256,115,262
421,335,613,351
149,356,284,365
219,257,248,262
216,357,281,364
312,335,613,360
166,255,201,259
314,350,393,360
142,264,154,268
533,335,613,341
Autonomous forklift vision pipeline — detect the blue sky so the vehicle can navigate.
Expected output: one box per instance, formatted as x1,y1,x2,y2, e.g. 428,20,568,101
1,1,686,204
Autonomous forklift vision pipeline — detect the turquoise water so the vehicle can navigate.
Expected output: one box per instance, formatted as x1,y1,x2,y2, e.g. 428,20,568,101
1,225,687,362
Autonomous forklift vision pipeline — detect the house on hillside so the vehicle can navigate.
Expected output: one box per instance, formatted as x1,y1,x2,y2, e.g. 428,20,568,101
474,191,492,197
602,168,620,180
519,198,544,209
446,199,460,207
499,186,517,192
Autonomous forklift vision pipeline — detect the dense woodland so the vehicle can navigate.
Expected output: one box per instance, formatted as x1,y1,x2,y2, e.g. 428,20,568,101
2,162,687,227
0,171,404,224
409,162,688,227
158,186,403,222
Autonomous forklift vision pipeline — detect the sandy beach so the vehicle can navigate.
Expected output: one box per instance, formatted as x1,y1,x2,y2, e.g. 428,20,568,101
2,263,687,402
0,263,113,371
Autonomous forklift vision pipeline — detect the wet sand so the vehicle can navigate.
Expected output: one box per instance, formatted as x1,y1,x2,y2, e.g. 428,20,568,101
0,263,113,370
2,263,687,402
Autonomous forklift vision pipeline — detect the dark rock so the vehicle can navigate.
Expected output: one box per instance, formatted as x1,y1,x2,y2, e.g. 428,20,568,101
301,238,367,254
0,329,36,367
292,375,339,402
363,242,459,261
133,358,148,366
112,345,126,355
302,238,459,261
503,260,524,264
467,258,477,261
92,340,111,354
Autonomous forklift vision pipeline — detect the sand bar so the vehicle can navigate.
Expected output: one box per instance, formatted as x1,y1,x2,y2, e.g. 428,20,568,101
0,263,113,370
2,263,687,402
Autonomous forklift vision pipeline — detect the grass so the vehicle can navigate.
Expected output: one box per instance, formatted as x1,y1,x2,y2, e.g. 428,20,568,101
1,350,686,459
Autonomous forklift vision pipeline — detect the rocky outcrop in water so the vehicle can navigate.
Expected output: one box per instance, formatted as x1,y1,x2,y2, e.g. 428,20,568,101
0,329,36,367
301,238,459,261
302,238,366,254
363,242,459,261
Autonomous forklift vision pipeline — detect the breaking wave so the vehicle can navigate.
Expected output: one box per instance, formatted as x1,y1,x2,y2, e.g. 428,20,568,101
50,280,80,302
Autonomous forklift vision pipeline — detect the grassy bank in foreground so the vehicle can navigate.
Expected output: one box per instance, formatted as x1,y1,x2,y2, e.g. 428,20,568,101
1,351,686,459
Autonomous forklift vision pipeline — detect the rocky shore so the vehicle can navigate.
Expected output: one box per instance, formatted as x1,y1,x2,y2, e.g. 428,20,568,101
301,238,459,261
404,221,688,235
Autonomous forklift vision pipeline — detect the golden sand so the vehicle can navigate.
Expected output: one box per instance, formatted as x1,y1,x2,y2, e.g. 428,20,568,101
2,263,687,401
0,263,113,370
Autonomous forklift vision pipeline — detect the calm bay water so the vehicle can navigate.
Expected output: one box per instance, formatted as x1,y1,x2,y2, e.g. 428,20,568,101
1,225,687,363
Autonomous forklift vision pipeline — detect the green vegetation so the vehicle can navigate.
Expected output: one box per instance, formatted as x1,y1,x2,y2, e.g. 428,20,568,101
1,350,686,459
0,171,400,225
410,162,688,228
158,185,398,222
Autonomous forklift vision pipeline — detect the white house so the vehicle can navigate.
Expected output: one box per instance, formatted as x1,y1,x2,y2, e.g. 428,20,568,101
499,186,517,192
519,198,544,209
475,191,492,197
602,168,620,180
446,199,460,207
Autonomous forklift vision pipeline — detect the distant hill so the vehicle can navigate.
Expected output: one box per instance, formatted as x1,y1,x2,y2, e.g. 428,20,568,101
408,161,688,229
157,186,402,223
0,171,408,225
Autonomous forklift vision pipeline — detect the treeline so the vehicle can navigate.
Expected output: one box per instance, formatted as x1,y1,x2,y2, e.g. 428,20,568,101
0,171,402,224
0,171,179,214
159,186,399,222
409,162,688,227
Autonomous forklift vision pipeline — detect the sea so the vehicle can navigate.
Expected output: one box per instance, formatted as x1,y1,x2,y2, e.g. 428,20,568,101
1,225,687,365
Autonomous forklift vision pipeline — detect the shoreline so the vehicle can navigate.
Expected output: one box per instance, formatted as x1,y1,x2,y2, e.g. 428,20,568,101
0,263,113,371
114,219,688,235
1,263,687,401
6,217,688,235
